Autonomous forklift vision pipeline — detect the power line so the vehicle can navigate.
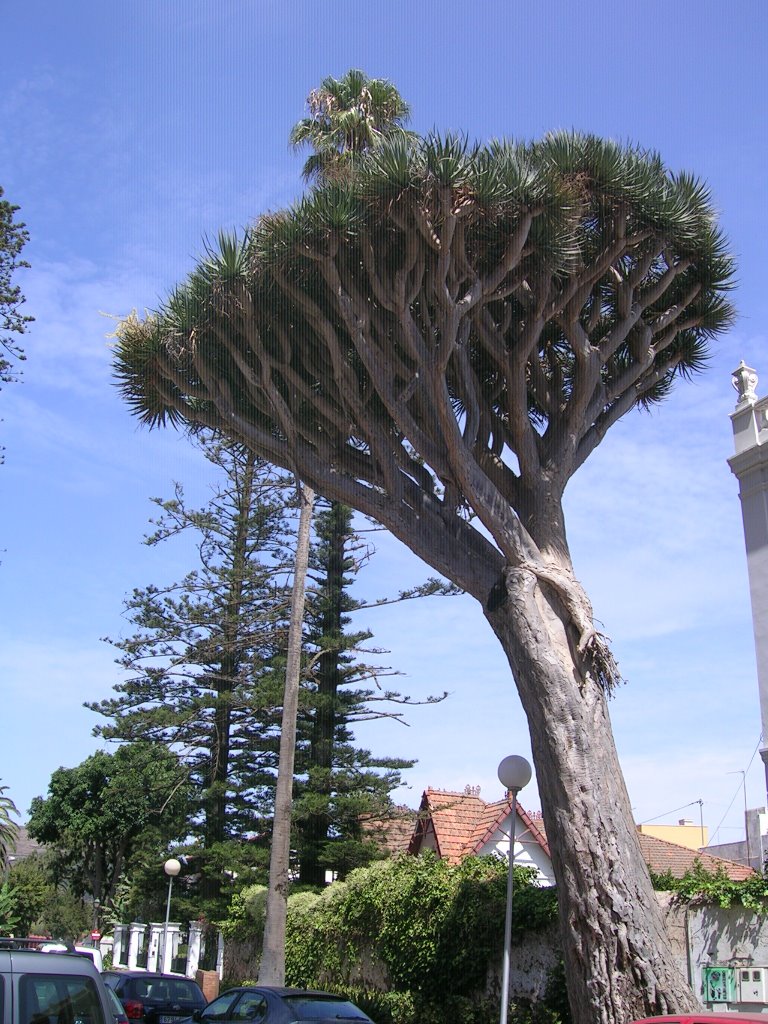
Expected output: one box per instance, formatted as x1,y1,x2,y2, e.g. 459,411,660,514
638,800,702,826
707,734,762,848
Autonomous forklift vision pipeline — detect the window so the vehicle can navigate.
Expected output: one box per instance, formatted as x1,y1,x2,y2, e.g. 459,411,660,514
281,998,367,1021
231,995,266,1023
201,993,241,1022
20,975,106,1024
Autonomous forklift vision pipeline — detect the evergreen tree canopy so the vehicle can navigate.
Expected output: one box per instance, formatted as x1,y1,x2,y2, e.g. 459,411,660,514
90,434,436,903
115,132,734,592
294,500,417,884
0,185,32,388
88,440,296,848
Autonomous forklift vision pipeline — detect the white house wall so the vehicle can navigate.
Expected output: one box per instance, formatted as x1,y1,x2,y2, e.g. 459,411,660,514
479,814,555,885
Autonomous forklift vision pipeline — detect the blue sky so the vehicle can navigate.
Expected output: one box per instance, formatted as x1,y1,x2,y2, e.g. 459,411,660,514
2,0,767,849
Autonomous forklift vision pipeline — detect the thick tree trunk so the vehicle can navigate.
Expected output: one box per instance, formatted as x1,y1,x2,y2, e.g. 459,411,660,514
485,565,700,1024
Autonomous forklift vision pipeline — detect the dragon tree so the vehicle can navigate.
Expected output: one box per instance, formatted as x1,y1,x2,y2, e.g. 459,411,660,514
114,126,735,1024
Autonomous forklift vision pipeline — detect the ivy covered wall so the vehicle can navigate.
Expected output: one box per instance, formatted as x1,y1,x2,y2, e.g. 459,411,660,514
222,853,563,1021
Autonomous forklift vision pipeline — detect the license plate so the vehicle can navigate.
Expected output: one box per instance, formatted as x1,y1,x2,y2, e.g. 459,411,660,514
159,1017,180,1023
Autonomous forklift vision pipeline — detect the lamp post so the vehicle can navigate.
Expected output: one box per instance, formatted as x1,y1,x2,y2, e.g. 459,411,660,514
497,755,532,1024
160,857,181,974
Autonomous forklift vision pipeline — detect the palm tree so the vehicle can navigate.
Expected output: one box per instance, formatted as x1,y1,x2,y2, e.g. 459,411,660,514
259,70,412,986
0,783,19,877
258,483,315,985
289,68,412,182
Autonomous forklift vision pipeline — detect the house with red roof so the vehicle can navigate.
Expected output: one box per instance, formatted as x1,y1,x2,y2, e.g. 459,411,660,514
405,785,753,887
408,785,555,884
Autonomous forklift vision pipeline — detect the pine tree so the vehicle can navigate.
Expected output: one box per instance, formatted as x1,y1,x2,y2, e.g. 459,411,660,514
88,437,296,900
294,502,415,885
0,186,32,388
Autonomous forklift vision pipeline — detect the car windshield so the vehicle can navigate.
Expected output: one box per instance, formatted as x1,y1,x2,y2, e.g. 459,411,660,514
281,998,368,1021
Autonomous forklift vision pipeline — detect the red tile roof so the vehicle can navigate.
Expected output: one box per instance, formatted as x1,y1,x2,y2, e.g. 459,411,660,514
409,788,487,863
467,797,550,860
361,806,417,856
408,787,550,865
637,832,754,881
409,788,753,882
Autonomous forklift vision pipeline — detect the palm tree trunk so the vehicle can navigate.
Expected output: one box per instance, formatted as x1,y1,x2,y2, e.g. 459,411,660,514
300,500,347,886
258,481,315,985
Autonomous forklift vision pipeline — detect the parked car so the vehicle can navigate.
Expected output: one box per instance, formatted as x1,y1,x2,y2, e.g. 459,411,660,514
185,986,373,1024
632,1015,768,1023
40,941,104,972
102,972,207,1024
0,942,115,1024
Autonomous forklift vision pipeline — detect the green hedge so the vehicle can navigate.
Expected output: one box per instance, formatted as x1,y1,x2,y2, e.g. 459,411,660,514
223,853,564,1024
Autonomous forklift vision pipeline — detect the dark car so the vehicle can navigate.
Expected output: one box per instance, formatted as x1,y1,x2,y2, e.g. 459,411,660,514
186,987,373,1024
102,972,207,1024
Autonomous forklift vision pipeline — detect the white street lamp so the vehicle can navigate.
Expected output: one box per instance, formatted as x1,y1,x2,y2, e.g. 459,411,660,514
497,755,532,1024
160,858,181,974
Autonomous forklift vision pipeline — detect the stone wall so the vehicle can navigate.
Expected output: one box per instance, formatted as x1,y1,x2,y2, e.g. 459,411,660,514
224,923,561,1000
207,895,768,1012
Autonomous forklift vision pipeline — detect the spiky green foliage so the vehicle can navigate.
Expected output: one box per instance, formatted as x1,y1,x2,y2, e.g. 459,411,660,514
114,130,735,495
114,111,734,1024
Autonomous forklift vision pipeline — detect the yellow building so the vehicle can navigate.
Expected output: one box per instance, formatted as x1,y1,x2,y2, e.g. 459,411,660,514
637,818,708,851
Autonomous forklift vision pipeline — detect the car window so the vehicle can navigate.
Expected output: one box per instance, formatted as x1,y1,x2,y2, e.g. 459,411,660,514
201,993,241,1021
106,989,126,1022
19,974,106,1024
230,995,266,1023
147,983,171,1004
126,981,154,1002
281,998,368,1021
166,982,201,1004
